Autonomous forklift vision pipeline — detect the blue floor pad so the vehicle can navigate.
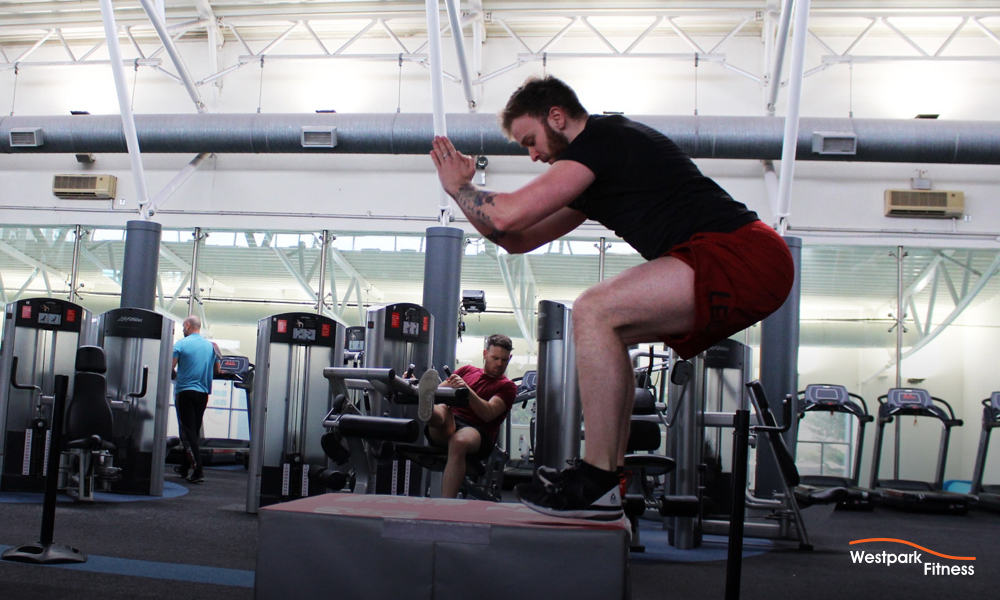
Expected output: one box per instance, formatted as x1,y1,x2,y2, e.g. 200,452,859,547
630,520,773,563
0,480,188,504
0,544,254,588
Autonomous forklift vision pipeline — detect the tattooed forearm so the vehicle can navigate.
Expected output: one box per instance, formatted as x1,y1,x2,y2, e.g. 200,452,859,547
456,183,507,242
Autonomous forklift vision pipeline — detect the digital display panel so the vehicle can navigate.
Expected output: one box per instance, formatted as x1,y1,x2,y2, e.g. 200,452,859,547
37,313,62,326
292,327,316,341
348,339,364,351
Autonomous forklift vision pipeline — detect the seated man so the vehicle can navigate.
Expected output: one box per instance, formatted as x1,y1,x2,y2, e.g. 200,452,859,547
420,334,517,498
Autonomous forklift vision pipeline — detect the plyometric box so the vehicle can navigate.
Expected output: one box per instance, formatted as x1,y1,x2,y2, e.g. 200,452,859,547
256,494,630,600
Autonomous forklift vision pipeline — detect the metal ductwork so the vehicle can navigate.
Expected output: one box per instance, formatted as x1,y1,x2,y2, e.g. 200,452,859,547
3,113,1000,165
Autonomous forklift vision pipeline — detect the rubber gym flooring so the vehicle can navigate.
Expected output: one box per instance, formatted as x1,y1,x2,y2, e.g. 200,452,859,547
1,466,997,600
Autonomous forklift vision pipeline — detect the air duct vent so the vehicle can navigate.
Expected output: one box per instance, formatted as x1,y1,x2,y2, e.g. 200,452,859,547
301,127,337,148
10,128,43,147
884,190,963,218
812,131,857,155
53,174,118,200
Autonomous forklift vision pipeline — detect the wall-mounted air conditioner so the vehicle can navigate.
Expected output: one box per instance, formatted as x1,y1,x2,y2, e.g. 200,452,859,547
52,174,118,200
884,189,963,218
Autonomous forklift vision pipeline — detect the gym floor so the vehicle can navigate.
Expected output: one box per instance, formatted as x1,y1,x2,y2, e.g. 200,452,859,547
1,466,997,600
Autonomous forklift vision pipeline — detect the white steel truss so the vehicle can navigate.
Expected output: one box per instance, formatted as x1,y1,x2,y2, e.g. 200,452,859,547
2,4,998,94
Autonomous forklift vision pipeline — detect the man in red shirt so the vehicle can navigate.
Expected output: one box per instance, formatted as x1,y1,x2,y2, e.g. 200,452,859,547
420,334,517,498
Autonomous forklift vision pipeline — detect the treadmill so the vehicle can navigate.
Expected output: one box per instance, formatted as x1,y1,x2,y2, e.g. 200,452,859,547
167,355,255,466
200,355,255,465
969,391,1000,511
796,384,876,510
870,387,969,515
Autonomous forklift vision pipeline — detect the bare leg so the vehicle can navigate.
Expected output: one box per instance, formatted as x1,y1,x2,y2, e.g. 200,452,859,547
573,256,697,472
442,428,483,498
426,404,455,441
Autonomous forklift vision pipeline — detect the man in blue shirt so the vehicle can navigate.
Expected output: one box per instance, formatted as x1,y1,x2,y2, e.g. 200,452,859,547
172,316,221,484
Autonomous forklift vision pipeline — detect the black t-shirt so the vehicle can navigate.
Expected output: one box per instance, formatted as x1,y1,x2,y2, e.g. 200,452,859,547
557,115,758,260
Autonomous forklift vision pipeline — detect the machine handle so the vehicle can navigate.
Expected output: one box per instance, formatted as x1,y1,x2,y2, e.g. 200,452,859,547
324,367,396,382
754,395,793,433
127,366,149,400
9,357,42,393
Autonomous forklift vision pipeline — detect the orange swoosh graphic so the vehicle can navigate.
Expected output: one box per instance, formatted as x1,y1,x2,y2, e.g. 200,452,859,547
850,538,975,561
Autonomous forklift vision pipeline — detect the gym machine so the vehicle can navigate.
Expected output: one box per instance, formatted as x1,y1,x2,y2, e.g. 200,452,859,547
201,355,254,465
969,391,1000,511
0,298,95,492
321,303,470,497
246,312,343,513
870,387,969,514
660,340,844,550
795,384,876,509
533,300,581,473
95,307,175,496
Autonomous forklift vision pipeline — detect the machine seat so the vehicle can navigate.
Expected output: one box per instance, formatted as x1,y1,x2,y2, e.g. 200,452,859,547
65,347,116,452
624,454,675,474
392,443,488,478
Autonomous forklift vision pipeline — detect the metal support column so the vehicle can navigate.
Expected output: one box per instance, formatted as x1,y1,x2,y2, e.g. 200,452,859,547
120,220,162,310
756,236,801,498
68,225,82,302
316,230,330,316
422,227,463,373
892,245,906,478
597,236,607,282
187,227,203,316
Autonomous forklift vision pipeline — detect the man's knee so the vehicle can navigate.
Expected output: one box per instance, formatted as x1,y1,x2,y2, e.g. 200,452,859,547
448,431,481,457
572,288,604,325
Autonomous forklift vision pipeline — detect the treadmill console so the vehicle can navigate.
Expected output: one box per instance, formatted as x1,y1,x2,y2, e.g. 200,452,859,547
804,384,849,407
886,388,933,409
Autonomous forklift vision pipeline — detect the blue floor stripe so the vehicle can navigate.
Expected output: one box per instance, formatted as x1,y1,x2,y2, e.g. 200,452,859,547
0,481,188,504
0,544,254,588
630,521,773,563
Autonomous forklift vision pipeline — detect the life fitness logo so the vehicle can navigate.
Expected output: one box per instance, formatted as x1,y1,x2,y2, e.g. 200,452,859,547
849,538,975,576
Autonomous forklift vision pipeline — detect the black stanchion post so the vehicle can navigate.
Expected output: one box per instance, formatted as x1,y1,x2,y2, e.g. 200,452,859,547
2,374,87,564
725,409,751,600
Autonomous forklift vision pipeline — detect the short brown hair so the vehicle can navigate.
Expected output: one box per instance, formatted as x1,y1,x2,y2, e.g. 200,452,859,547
500,76,588,137
486,334,513,353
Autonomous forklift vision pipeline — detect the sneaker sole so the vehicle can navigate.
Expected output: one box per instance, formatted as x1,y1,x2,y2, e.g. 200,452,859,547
515,486,624,522
417,369,439,422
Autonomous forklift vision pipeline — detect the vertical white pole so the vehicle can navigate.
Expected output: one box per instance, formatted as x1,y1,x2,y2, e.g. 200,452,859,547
425,0,452,225
774,0,811,235
98,0,150,216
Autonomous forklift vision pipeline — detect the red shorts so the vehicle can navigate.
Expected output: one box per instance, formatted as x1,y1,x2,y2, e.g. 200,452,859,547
664,221,794,360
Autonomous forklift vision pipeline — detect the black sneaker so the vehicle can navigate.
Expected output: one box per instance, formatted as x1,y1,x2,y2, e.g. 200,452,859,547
186,472,205,484
516,462,623,521
536,457,583,487
173,466,189,479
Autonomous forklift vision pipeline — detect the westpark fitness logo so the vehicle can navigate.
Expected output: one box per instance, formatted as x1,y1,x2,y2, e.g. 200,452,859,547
848,538,976,576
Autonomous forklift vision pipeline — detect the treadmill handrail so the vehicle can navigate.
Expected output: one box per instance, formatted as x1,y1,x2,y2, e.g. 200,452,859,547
877,392,961,426
797,386,872,422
